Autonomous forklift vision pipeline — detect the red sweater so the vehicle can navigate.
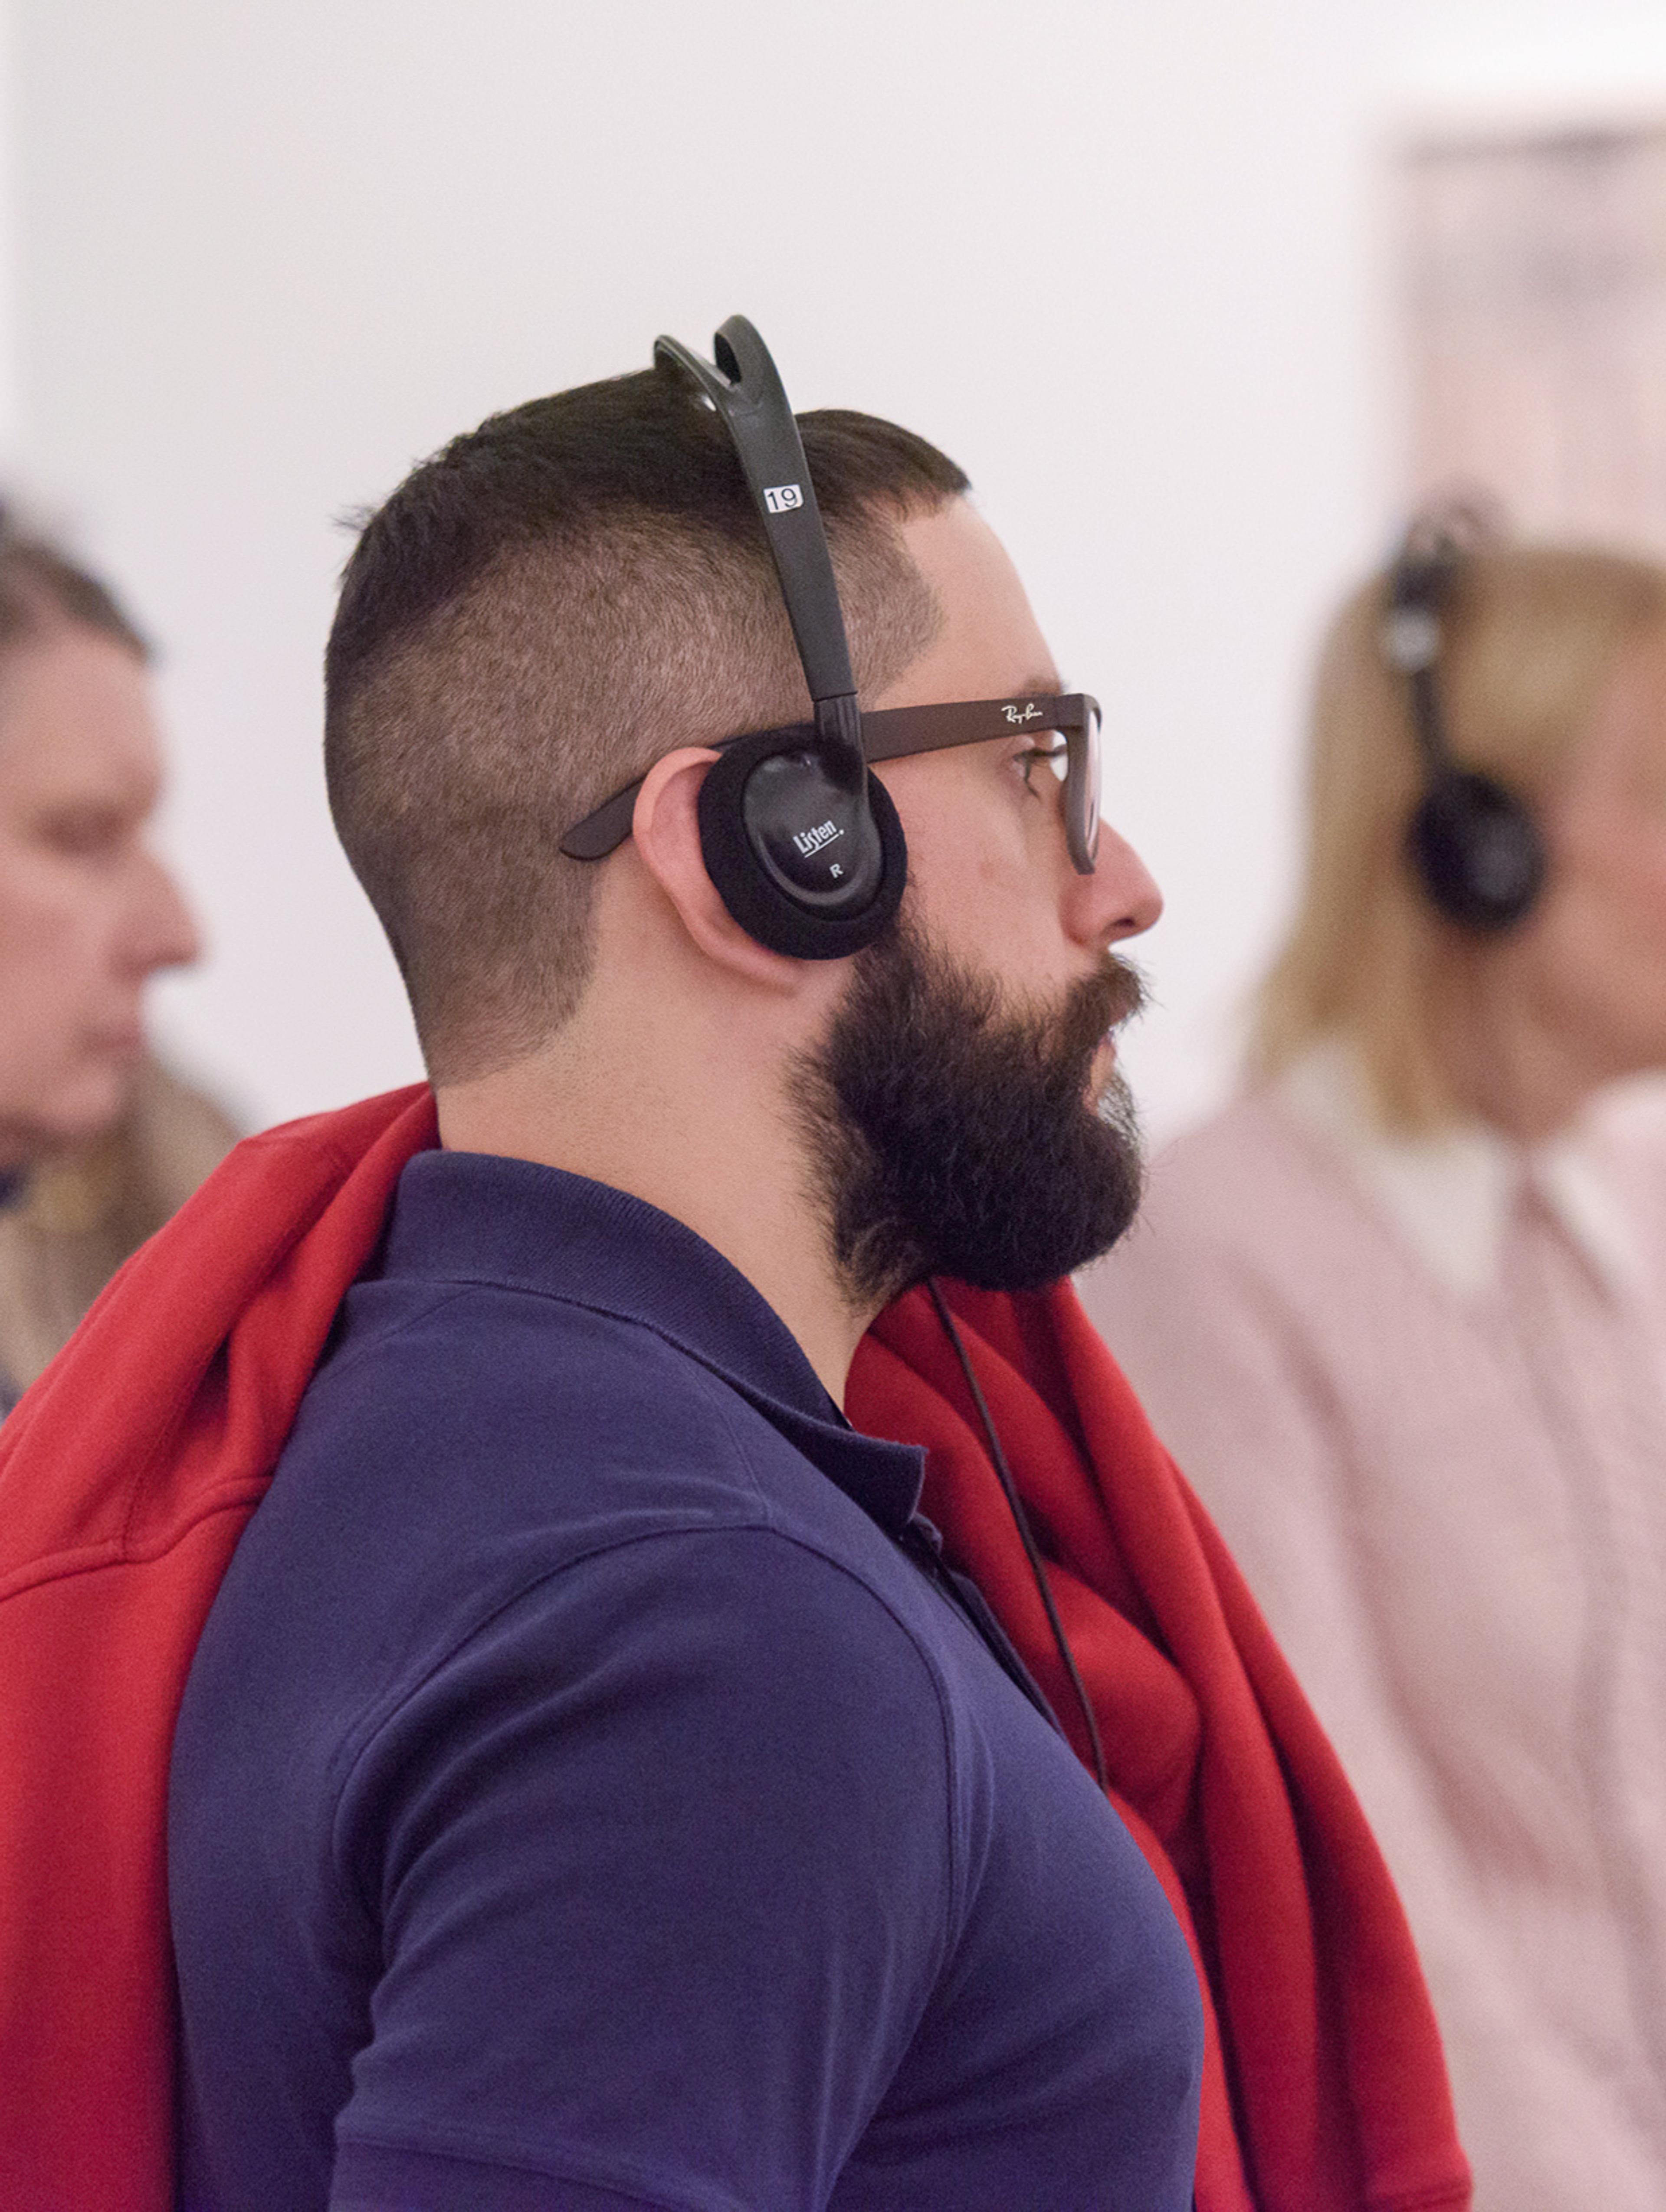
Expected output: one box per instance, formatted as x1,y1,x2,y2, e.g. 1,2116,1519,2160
0,1087,1469,2212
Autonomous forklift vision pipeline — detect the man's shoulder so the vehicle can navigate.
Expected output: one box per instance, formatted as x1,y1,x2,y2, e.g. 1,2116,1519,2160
240,1266,951,1683
189,1265,969,1812
267,1269,800,1570
181,1271,981,1926
309,1266,743,1441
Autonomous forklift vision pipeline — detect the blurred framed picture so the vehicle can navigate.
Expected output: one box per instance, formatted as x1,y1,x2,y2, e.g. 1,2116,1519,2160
1403,120,1666,549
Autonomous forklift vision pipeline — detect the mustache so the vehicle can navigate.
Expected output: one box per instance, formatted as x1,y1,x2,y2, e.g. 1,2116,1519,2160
1047,955,1147,1074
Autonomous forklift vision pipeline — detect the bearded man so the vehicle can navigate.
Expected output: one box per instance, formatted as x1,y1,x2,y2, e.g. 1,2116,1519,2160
179,328,1204,2210
0,326,1471,2212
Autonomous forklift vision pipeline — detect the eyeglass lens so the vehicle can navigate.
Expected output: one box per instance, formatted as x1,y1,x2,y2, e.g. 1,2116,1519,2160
1038,707,1101,874
1082,704,1102,865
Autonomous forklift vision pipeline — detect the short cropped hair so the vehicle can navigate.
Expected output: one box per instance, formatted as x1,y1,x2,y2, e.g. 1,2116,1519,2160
325,367,969,1082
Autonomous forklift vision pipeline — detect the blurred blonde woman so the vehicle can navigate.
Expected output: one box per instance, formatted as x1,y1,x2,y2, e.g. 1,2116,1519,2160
1082,528,1666,2212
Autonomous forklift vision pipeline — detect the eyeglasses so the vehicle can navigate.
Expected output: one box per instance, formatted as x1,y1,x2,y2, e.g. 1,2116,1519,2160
559,691,1103,876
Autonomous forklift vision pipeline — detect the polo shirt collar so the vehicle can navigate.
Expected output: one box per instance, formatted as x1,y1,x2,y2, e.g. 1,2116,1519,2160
379,1147,926,1536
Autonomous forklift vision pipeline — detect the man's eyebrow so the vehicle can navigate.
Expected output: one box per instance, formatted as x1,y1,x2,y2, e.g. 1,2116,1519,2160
1013,673,1065,698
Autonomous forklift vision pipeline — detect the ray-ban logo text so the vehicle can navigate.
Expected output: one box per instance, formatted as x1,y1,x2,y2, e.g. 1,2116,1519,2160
1002,702,1042,724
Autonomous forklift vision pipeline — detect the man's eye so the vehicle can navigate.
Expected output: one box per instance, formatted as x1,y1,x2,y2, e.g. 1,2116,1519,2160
38,806,128,859
1017,742,1069,790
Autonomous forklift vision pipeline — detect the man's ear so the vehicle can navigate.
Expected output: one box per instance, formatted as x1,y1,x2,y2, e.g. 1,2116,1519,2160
630,748,805,990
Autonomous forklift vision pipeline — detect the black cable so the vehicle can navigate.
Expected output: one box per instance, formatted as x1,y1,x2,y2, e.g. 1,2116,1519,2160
926,1278,1110,1796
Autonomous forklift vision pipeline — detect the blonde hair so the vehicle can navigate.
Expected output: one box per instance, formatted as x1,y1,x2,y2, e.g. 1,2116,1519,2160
0,1059,236,1392
1252,543,1666,1131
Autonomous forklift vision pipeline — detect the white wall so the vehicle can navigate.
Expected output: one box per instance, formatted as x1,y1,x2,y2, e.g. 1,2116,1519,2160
17,1,1663,1142
8,0,1390,1137
0,3,23,466
1390,0,1666,125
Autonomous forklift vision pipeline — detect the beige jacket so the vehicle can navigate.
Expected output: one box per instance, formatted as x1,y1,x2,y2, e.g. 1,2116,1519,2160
0,1058,238,1397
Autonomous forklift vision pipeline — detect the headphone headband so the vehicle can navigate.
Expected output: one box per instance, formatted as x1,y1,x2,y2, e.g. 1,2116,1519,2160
1382,527,1463,678
1381,503,1547,932
1384,521,1469,771
650,315,906,960
654,318,862,789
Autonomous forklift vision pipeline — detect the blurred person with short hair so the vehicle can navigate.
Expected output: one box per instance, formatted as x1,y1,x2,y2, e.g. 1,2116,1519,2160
0,517,223,1406
1082,531,1666,2210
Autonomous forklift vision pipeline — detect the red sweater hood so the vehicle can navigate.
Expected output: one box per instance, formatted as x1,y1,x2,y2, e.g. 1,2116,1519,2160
0,1087,1468,2212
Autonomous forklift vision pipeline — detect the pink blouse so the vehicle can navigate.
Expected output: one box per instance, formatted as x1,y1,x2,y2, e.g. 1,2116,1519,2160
1080,1046,1666,2212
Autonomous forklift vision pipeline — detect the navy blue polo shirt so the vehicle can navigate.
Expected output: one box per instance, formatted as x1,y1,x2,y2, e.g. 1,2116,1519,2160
169,1151,1202,2211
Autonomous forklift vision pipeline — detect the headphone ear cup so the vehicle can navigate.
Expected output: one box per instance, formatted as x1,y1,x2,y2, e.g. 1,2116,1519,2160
1407,768,1547,931
697,731,907,960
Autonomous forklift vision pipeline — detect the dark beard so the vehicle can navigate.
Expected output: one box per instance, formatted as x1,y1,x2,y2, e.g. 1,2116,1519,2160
789,912,1146,1311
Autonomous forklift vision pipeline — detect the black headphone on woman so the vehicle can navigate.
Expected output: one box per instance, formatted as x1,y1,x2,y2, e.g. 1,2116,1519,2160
1381,511,1548,931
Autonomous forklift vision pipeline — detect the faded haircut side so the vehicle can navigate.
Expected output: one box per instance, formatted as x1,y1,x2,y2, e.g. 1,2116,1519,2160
325,366,969,1083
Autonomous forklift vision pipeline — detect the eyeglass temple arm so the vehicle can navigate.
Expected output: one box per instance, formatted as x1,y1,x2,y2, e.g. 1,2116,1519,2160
653,317,863,789
558,699,1093,863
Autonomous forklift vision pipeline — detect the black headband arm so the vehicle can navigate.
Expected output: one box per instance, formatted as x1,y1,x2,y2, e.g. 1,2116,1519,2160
653,316,863,787
1383,539,1461,774
1405,666,1447,772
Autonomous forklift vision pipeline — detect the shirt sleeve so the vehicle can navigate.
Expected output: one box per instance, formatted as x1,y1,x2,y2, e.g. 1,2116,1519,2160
326,1525,960,2212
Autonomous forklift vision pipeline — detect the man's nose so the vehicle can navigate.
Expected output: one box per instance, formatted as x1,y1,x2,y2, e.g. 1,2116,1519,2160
122,847,203,978
1070,821,1163,949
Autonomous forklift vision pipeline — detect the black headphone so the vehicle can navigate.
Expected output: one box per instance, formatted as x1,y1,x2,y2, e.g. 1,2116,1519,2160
1381,512,1547,932
652,317,908,961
